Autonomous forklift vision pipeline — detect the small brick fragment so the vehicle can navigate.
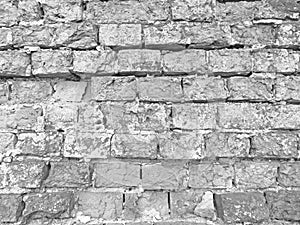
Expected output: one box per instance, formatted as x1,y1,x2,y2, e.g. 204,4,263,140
54,81,87,102
278,163,300,187
0,51,31,77
275,76,300,102
0,194,22,223
0,28,13,49
0,81,8,103
0,132,16,160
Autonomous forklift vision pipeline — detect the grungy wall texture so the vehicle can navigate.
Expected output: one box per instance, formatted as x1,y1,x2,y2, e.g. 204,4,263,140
0,0,300,225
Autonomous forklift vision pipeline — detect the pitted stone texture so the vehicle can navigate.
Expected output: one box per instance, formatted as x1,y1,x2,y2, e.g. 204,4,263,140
0,0,18,27
215,192,269,223
124,191,169,221
265,190,300,221
32,50,72,76
111,133,158,159
275,76,300,102
158,131,203,159
0,82,8,103
235,161,278,188
271,104,300,129
253,49,299,73
204,132,250,158
172,103,217,130
23,192,75,219
77,192,122,220
0,194,22,223
142,161,188,190
228,76,274,101
277,23,300,47
208,49,252,75
64,131,111,158
251,132,298,158
85,0,170,23
0,51,30,77
163,50,207,75
94,161,140,188
17,0,42,23
0,28,13,49
53,81,87,102
137,77,183,102
278,163,300,187
183,76,227,101
189,163,233,188
91,76,137,101
0,132,16,160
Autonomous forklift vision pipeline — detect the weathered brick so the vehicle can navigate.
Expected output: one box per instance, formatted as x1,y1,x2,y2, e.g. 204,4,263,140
251,132,298,158
17,0,41,23
227,76,274,101
0,51,31,77
158,131,203,159
214,192,269,223
73,50,117,76
183,76,227,101
208,49,252,75
235,161,278,188
204,132,250,158
163,50,207,74
275,76,300,102
142,161,188,190
172,103,217,130
44,161,90,188
137,77,183,102
0,194,22,223
0,81,9,103
265,191,300,221
253,49,299,73
85,0,170,23
23,192,75,219
111,133,158,159
64,131,111,158
0,27,13,49
0,0,18,27
94,161,140,188
99,24,142,48
0,132,16,160
53,81,87,102
189,163,233,188
278,163,300,187
271,104,300,129
91,76,137,101
77,192,123,220
124,191,169,221
277,23,300,47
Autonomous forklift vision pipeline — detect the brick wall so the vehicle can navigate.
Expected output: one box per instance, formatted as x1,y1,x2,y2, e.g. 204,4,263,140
0,0,300,224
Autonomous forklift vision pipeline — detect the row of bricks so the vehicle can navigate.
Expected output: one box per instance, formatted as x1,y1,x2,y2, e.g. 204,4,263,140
0,0,299,26
0,189,299,223
0,159,299,190
1,130,299,160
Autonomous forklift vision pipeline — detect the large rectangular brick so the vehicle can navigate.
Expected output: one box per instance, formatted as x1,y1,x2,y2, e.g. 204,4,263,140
275,76,300,102
53,81,88,102
0,0,18,27
0,51,30,76
142,161,188,190
0,194,22,223
278,163,300,187
94,161,140,188
214,192,269,223
189,163,233,188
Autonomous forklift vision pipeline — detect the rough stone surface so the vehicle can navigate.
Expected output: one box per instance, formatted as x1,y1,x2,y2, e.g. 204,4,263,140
275,76,300,102
53,81,87,102
0,51,31,77
278,163,300,187
0,194,22,223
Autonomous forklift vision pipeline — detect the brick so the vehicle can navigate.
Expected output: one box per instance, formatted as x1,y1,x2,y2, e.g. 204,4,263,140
275,76,300,102
53,81,87,102
142,161,188,190
137,77,183,102
32,50,73,76
271,104,300,129
208,49,252,75
77,192,122,220
73,50,117,75
0,81,8,103
228,76,274,101
172,103,217,130
251,132,298,158
94,161,140,188
117,49,161,75
91,76,137,101
124,191,169,221
235,161,278,188
214,192,269,223
163,50,207,74
17,0,41,23
277,23,300,47
189,163,233,188
183,76,227,101
44,161,90,188
0,27,13,49
85,0,169,23
23,192,75,219
0,51,30,77
278,163,300,187
0,0,18,27
253,49,299,73
111,133,158,159
9,80,53,103
0,194,22,222
158,131,203,159
0,132,16,160
64,131,111,158
99,24,142,48
204,132,250,158
171,0,215,22
265,191,300,221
